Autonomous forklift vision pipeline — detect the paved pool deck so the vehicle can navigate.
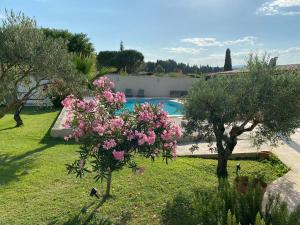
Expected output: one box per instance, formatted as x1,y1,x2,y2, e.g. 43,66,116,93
262,129,300,212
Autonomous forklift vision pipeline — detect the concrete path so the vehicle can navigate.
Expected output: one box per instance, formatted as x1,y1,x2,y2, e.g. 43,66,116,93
263,129,300,212
176,132,271,157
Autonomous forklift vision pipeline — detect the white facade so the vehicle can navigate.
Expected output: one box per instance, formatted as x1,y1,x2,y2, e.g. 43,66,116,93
106,74,199,97
17,77,51,106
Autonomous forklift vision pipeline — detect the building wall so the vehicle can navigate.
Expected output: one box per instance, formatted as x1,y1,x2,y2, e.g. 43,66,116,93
106,74,199,97
17,77,51,106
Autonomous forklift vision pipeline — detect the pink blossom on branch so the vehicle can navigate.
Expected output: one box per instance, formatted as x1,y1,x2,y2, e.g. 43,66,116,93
112,150,125,161
63,76,182,196
103,139,117,150
103,91,114,103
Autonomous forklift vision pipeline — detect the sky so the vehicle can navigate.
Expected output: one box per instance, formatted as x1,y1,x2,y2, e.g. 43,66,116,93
1,0,300,66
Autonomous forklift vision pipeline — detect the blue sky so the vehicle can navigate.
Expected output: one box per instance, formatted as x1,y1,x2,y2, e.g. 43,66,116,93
1,0,300,66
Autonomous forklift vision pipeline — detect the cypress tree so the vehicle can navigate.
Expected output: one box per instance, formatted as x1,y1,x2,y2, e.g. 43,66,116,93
224,48,232,71
120,41,124,52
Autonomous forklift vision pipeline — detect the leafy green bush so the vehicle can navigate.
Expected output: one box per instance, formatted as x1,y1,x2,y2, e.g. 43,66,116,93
162,179,300,225
261,154,290,177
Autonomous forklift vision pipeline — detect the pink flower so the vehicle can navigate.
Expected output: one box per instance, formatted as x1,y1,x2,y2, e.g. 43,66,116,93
161,130,172,141
115,92,126,103
93,124,106,136
93,77,115,90
135,131,148,145
85,99,97,112
74,128,85,141
103,91,114,103
171,125,182,138
147,130,156,145
127,131,135,141
137,110,154,122
76,101,86,110
103,139,117,150
61,95,75,109
63,112,73,128
112,150,125,161
79,120,85,130
110,118,124,130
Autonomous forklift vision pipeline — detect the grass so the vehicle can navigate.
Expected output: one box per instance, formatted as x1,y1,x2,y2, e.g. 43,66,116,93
0,107,288,225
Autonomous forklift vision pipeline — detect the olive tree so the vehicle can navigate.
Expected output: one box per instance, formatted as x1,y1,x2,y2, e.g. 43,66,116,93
0,10,81,125
184,55,300,177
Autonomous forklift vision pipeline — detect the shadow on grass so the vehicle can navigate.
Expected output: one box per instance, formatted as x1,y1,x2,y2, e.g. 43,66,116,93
48,197,124,225
0,107,74,185
0,126,17,132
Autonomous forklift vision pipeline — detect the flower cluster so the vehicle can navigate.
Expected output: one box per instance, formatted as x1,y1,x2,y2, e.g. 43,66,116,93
63,76,182,190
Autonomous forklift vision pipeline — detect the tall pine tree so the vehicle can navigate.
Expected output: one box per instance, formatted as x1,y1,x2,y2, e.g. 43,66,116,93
224,48,232,71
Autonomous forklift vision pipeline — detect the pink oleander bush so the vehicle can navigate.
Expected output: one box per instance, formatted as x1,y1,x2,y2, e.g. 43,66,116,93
62,77,182,198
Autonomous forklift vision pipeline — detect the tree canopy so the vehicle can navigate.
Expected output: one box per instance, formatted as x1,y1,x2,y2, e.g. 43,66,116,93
184,55,300,177
224,48,232,71
0,10,84,125
97,49,144,74
41,28,94,56
144,59,222,74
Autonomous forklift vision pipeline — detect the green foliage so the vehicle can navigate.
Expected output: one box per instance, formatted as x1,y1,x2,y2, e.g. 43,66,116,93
42,28,94,55
261,154,289,177
227,210,239,225
120,40,124,52
97,51,119,69
224,48,232,71
144,59,222,74
155,64,165,73
162,180,263,225
161,193,196,225
255,213,266,225
184,54,300,176
97,50,144,74
72,53,96,77
117,50,144,73
0,10,83,117
162,179,300,225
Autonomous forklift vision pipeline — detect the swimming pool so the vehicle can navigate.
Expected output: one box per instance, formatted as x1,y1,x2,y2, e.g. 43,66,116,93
123,98,184,116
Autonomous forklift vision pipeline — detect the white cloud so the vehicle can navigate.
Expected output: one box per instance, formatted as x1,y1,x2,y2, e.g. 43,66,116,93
163,47,203,54
181,38,221,47
181,36,257,47
257,0,300,15
274,47,300,54
223,36,257,46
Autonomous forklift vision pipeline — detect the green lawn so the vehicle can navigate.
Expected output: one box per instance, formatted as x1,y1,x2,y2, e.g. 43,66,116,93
0,108,287,225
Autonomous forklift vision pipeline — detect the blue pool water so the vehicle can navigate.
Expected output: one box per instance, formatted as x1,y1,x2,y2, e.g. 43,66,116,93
123,98,184,116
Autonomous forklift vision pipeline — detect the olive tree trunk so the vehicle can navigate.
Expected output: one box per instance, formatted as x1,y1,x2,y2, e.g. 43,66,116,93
14,103,24,126
215,123,238,178
217,155,228,177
